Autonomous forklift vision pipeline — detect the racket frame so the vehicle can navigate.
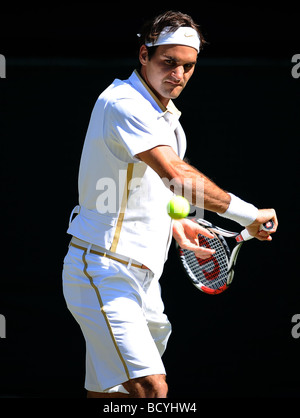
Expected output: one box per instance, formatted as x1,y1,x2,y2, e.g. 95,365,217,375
178,218,273,295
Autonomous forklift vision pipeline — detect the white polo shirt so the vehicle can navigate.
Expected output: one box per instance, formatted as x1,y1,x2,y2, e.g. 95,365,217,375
67,70,187,277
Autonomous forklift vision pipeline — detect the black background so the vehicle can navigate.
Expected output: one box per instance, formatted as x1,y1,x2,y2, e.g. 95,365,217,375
0,2,299,400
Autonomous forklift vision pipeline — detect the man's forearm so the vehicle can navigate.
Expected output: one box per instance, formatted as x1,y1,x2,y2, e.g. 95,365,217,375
165,159,230,213
137,145,276,232
137,146,230,212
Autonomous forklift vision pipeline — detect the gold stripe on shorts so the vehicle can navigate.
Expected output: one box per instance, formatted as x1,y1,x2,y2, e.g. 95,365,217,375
81,251,131,380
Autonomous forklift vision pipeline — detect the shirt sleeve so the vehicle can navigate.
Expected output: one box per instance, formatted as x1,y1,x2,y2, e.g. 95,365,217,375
104,97,174,162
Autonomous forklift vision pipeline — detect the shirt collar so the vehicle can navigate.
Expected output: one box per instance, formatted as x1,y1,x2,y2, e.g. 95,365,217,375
129,70,181,119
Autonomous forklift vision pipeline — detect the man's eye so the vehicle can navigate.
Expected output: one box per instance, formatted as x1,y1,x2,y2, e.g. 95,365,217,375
165,60,175,66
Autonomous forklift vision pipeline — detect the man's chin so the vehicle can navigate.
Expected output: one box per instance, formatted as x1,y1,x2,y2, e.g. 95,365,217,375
164,87,184,101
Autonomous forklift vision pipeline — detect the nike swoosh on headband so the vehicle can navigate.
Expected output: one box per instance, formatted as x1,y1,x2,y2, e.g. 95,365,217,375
145,26,200,53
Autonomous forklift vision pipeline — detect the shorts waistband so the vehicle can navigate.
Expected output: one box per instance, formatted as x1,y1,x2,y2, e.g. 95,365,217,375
70,237,149,270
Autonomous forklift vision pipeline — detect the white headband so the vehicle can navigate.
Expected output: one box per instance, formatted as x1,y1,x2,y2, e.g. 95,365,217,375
145,26,200,53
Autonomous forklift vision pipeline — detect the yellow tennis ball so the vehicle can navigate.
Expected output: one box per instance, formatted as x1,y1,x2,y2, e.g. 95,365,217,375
167,196,190,219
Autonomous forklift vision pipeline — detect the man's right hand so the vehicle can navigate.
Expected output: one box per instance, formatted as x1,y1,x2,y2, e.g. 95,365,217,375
246,208,278,241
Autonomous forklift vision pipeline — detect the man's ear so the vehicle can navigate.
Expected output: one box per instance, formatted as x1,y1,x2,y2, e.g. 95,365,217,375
139,45,149,66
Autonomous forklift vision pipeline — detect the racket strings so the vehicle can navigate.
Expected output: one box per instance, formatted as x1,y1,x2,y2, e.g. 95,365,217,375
180,235,229,290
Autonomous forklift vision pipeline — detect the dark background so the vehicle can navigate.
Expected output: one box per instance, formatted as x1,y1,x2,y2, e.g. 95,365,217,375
0,2,299,400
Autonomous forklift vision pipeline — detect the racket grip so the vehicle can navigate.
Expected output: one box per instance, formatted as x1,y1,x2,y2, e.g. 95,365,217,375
238,220,274,242
259,220,274,232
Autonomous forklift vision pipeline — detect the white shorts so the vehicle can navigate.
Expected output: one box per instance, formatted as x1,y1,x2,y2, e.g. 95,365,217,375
62,243,172,393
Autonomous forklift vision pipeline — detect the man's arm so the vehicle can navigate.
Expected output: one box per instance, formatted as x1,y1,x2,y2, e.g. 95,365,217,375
137,145,231,213
136,145,278,241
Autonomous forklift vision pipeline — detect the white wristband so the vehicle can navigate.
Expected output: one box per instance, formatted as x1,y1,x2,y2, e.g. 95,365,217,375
218,193,258,227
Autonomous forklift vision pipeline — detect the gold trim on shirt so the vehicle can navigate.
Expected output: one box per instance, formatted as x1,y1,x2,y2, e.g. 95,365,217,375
110,163,134,253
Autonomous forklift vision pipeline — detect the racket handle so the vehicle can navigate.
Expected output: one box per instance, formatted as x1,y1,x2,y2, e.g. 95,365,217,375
259,220,274,232
238,220,274,242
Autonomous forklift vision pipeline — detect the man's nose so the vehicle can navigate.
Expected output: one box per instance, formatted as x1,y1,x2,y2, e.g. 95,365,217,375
171,66,184,80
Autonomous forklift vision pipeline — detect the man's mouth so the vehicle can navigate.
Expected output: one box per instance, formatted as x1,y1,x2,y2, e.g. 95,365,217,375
165,80,183,86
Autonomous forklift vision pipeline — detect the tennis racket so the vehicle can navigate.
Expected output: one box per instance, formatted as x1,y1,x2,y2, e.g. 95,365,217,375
177,218,274,295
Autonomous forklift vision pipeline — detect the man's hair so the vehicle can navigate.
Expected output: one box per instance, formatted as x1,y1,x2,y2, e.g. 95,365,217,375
138,10,206,59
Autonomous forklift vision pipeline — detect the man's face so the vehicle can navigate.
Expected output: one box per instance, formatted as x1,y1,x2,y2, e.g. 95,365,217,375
139,44,198,107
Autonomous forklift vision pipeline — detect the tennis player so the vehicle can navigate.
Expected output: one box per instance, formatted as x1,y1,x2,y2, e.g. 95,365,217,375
62,11,277,398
